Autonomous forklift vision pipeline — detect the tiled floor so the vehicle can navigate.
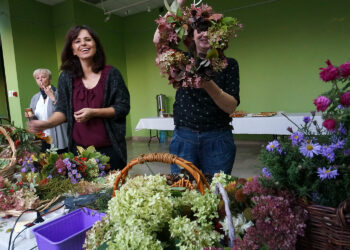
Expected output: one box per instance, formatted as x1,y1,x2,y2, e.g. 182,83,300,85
126,139,264,178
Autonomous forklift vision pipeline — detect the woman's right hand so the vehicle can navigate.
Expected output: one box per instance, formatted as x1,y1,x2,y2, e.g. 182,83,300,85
27,120,49,133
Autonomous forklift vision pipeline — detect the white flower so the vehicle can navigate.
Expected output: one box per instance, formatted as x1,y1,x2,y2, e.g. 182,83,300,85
221,213,254,236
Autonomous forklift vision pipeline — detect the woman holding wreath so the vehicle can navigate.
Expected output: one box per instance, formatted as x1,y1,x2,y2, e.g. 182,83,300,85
154,0,240,175
28,25,130,170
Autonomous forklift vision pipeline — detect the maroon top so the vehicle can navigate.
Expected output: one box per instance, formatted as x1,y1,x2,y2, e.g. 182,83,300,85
72,65,112,147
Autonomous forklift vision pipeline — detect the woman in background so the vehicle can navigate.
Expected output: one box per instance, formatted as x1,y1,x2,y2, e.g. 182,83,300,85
27,68,68,153
28,25,130,170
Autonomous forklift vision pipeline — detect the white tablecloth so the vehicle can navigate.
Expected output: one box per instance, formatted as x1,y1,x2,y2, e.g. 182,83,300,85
135,113,324,135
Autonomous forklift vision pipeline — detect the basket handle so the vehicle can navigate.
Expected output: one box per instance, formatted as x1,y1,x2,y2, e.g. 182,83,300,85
112,153,210,196
215,182,235,248
336,197,350,228
0,126,17,163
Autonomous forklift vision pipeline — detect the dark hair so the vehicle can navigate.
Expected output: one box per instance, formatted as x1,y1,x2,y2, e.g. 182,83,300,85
60,25,106,77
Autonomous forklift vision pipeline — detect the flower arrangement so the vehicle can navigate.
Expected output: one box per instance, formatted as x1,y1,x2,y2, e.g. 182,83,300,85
19,146,110,200
211,172,306,249
84,175,223,249
260,59,350,207
84,172,306,250
155,1,242,88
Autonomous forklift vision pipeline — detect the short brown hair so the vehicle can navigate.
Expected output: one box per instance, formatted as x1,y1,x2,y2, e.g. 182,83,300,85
60,25,106,77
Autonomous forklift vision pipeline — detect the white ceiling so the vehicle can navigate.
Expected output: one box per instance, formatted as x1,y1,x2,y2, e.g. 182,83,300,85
36,0,165,17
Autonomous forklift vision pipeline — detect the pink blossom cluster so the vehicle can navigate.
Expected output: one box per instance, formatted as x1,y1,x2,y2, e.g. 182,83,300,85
55,158,67,175
234,177,307,249
313,96,330,112
314,59,350,131
234,194,306,250
319,60,350,82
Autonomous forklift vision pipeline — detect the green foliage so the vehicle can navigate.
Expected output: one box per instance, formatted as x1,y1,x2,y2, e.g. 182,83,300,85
35,178,76,200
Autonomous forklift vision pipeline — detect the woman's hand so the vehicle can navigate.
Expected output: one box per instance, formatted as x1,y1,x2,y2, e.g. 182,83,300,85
43,85,56,103
74,108,94,123
27,120,49,133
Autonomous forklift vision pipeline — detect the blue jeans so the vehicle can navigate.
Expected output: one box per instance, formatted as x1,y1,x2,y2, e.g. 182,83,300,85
169,127,236,176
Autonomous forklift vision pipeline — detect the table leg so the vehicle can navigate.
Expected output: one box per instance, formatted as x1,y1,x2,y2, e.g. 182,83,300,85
148,130,160,144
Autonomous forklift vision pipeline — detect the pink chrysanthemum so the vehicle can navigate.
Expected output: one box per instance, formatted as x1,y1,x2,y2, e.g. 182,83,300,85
313,96,330,112
319,60,339,82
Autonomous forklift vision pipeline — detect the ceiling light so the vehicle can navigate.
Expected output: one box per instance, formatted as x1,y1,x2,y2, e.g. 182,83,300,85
147,6,151,12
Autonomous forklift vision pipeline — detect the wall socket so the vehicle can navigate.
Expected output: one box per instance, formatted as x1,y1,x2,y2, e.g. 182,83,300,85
8,90,18,97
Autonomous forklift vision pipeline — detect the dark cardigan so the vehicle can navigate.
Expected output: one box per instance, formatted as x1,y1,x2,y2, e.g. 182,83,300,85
55,66,130,165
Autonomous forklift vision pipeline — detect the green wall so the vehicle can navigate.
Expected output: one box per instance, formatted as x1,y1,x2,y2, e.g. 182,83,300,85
0,47,9,118
0,0,59,126
1,0,349,138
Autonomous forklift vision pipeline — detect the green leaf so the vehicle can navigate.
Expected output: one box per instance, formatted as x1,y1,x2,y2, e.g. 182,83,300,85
176,7,182,17
206,48,219,59
167,16,175,23
178,27,185,39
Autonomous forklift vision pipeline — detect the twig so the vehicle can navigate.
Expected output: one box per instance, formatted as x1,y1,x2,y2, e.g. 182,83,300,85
280,112,302,130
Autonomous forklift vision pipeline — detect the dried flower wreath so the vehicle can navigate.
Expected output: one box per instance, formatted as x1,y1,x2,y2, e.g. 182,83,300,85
155,1,242,88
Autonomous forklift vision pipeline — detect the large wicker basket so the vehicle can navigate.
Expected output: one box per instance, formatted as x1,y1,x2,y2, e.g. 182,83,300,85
113,152,210,196
111,152,237,247
297,198,350,249
0,126,17,179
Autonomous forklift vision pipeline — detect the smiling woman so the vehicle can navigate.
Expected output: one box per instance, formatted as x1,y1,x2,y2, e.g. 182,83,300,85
27,25,130,171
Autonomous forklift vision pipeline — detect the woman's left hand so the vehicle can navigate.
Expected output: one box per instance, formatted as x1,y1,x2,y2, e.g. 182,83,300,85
74,108,94,123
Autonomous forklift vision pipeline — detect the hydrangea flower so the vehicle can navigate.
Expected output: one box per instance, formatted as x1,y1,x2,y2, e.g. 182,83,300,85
290,132,304,146
317,167,339,180
299,141,321,158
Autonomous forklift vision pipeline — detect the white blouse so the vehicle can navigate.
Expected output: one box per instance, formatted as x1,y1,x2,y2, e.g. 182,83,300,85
34,95,51,137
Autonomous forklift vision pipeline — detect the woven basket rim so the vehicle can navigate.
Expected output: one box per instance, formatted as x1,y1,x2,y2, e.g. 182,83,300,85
0,126,17,179
112,152,210,196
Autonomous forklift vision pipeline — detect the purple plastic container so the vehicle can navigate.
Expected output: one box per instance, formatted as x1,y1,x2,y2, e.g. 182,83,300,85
33,208,105,250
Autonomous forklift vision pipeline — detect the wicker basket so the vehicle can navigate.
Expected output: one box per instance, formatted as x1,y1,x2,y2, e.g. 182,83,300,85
297,198,350,249
0,126,17,179
113,152,210,196
111,152,237,247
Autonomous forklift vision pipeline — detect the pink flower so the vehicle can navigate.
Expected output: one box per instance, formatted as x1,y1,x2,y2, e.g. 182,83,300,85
319,60,339,82
340,92,350,107
313,96,330,112
323,118,336,131
339,62,350,77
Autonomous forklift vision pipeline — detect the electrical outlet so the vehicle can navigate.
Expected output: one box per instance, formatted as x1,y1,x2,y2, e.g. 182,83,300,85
8,90,18,97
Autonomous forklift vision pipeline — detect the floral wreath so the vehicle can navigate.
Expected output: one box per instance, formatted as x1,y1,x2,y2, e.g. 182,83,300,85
155,1,242,88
